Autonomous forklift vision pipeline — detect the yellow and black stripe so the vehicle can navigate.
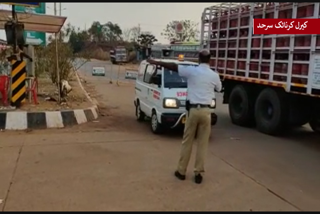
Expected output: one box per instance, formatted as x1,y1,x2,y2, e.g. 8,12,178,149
10,60,26,107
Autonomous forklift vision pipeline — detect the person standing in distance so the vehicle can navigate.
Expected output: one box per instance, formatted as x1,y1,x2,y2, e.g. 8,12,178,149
147,50,222,184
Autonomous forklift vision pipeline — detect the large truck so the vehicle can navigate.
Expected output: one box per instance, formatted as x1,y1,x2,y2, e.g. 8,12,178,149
110,46,127,64
200,2,320,135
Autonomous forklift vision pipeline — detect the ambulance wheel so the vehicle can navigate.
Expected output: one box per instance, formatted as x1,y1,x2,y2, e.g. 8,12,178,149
151,111,163,134
135,102,145,122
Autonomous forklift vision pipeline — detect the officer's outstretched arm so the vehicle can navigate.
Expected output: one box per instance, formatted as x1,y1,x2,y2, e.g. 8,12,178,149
177,65,193,78
147,59,178,72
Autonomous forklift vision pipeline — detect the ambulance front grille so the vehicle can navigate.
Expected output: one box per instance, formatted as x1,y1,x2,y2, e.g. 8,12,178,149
179,100,186,107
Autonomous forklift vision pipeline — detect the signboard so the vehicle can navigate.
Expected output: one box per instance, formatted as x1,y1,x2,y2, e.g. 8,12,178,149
125,70,138,80
92,67,105,76
171,45,200,52
3,2,40,7
15,3,46,46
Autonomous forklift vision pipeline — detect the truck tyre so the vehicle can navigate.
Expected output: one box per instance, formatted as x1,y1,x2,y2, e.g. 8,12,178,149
254,88,288,135
135,101,145,122
228,85,254,126
287,98,311,127
150,111,163,134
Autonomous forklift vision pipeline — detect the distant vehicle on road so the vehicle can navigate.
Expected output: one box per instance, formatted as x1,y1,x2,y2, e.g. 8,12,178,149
92,67,105,76
110,46,127,64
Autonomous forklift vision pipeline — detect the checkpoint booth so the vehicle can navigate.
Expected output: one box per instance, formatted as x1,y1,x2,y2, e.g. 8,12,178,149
0,9,66,107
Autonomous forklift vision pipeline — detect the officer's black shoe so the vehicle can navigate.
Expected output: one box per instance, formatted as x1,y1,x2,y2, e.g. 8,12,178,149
194,174,203,184
174,171,186,180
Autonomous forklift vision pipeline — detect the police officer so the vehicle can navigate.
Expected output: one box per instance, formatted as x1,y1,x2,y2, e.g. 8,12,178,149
147,49,222,184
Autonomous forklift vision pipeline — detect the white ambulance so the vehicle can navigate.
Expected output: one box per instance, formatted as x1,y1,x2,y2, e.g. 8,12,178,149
134,57,217,134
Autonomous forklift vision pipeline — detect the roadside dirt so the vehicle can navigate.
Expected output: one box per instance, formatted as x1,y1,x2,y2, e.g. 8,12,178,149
72,72,144,133
124,63,139,71
17,73,92,112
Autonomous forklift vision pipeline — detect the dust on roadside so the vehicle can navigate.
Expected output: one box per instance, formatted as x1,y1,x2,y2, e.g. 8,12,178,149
124,63,139,71
73,72,143,133
17,73,92,112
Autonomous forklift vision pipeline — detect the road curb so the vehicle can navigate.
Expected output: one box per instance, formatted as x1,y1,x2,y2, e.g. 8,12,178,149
0,70,99,130
0,106,99,130
75,70,101,111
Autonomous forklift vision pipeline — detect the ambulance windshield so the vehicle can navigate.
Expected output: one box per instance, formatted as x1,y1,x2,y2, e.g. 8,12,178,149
163,68,187,88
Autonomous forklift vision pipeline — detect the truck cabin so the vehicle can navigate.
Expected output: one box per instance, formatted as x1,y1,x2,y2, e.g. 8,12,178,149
115,48,126,55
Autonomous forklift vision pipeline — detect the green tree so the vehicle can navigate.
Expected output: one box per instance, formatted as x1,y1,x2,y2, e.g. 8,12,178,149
68,27,90,53
88,21,104,42
161,20,199,42
103,21,122,43
122,28,132,42
137,33,158,48
130,26,141,42
137,33,158,59
35,23,92,87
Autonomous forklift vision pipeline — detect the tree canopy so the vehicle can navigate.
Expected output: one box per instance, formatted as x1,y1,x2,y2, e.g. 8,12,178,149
137,34,158,48
66,21,157,54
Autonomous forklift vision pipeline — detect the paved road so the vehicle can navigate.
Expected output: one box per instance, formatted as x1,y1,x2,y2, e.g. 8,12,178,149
1,60,320,211
76,58,136,83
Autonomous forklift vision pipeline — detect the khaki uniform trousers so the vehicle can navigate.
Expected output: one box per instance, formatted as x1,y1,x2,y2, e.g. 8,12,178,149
177,107,211,175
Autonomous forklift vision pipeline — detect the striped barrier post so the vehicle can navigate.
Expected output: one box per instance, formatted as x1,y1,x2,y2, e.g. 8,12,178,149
10,60,26,107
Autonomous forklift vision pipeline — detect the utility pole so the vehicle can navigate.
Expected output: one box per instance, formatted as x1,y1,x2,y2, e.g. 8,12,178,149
54,2,57,16
58,3,62,41
53,2,60,102
12,5,16,53
137,23,142,61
